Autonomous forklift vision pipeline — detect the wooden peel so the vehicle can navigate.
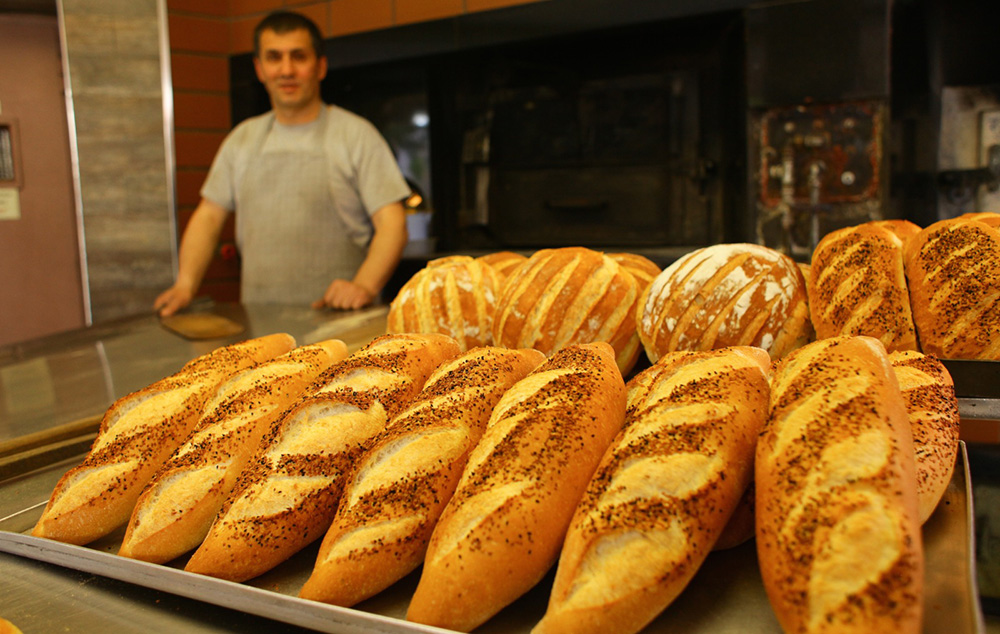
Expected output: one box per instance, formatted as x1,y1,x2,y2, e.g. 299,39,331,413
160,312,245,340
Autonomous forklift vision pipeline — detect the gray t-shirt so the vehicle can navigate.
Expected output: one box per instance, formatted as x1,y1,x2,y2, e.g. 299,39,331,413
201,104,410,250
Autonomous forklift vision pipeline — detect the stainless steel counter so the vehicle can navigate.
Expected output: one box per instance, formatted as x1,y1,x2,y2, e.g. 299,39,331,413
0,302,390,445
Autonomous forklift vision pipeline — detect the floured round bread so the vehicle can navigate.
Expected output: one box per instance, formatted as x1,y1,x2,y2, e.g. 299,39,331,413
492,247,640,375
637,243,812,362
387,255,503,352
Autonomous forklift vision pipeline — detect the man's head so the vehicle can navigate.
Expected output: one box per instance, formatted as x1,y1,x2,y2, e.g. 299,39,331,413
253,11,324,59
253,11,328,123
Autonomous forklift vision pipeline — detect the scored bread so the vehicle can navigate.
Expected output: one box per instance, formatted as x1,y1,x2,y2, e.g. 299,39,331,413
183,333,461,582
808,221,918,352
476,250,529,281
31,333,296,546
609,252,662,375
637,243,812,363
534,346,771,634
406,342,627,632
387,255,503,352
904,216,1000,359
492,247,640,375
118,339,349,563
757,336,922,634
889,350,960,523
299,345,545,607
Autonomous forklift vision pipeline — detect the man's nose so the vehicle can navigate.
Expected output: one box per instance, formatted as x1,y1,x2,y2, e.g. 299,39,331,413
278,55,293,75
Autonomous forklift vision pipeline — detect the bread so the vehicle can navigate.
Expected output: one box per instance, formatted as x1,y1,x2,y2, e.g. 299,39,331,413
476,250,528,280
118,339,350,563
637,243,812,363
808,221,918,352
757,336,922,634
534,346,771,634
889,350,960,523
492,247,640,375
387,255,503,352
299,345,545,607
183,333,460,582
609,252,662,375
959,211,1000,229
905,216,1000,359
31,333,296,545
406,342,626,632
872,219,921,243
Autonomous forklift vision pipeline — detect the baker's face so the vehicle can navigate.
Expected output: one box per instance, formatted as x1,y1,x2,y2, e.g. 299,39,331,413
254,28,327,115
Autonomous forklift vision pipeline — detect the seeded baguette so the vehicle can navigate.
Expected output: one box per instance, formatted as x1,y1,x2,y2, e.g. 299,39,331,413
406,342,626,632
904,216,1000,359
118,339,349,563
757,336,922,634
534,346,771,634
808,222,918,352
299,345,545,607
184,333,461,582
30,333,296,546
888,350,960,523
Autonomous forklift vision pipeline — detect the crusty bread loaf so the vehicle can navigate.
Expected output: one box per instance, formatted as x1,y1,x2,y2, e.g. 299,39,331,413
476,250,529,281
808,221,918,352
889,350,960,523
757,336,922,634
118,339,349,563
299,346,545,607
534,346,771,634
184,333,461,582
959,211,1000,229
492,247,640,375
387,255,503,352
905,216,1000,359
31,333,296,546
872,218,921,243
609,252,662,375
637,243,812,363
406,342,626,632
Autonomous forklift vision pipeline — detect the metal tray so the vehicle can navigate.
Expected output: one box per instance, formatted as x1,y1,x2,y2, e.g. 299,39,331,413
0,444,984,634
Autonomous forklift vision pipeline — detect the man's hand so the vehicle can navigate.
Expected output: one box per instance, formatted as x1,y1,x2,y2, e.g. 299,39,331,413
154,284,195,317
313,279,375,311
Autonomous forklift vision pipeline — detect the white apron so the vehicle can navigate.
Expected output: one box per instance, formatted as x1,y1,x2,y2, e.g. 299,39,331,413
235,109,365,304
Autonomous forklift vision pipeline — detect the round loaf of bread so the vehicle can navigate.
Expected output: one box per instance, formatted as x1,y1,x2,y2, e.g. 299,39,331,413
492,247,640,374
387,255,503,352
476,250,528,280
636,243,812,362
904,216,1000,359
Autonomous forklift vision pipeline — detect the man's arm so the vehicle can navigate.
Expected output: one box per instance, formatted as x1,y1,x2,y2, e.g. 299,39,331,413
154,199,230,316
313,201,408,310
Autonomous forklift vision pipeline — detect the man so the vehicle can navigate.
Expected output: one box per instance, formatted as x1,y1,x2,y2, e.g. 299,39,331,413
155,11,410,316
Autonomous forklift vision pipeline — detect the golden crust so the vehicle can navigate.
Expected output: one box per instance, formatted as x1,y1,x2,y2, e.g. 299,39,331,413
535,346,771,634
637,243,812,363
387,256,504,352
31,333,296,546
492,247,640,375
299,346,545,607
118,340,349,563
888,350,960,523
406,342,626,632
904,217,1000,359
757,336,922,634
808,221,918,352
184,333,461,583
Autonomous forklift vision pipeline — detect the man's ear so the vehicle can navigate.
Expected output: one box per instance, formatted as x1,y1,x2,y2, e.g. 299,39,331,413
317,55,328,81
253,56,266,83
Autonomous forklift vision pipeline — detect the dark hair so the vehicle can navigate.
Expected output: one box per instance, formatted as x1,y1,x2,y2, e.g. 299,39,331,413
253,11,324,59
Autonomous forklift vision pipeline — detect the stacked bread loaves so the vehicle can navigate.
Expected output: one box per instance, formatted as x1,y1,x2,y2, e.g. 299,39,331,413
32,333,296,545
636,243,812,363
492,247,642,374
387,255,504,352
